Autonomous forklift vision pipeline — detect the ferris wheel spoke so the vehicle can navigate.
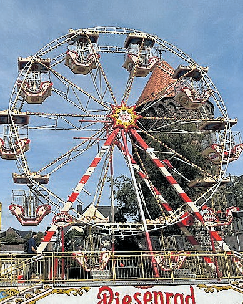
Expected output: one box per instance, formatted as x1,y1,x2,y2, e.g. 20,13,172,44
69,83,109,114
44,63,111,110
91,55,118,106
28,181,66,210
90,70,109,105
91,146,114,208
36,128,106,175
27,111,108,132
27,117,103,132
26,111,107,119
52,87,90,114
59,116,85,131
138,127,213,178
138,117,205,134
48,135,104,175
64,85,86,111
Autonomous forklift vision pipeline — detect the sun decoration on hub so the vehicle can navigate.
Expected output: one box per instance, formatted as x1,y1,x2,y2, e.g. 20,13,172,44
109,102,140,130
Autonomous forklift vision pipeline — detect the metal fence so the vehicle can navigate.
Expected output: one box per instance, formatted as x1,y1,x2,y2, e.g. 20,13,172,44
0,251,242,284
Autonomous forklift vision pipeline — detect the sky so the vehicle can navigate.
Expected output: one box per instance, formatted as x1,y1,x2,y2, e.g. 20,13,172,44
0,0,243,232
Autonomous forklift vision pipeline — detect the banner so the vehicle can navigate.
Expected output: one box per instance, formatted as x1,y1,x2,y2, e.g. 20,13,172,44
35,283,243,304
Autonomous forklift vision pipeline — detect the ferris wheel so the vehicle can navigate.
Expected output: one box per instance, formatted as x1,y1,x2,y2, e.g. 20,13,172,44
1,26,242,257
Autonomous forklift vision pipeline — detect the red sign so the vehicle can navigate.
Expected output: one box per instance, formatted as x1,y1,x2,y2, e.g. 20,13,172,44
97,285,196,304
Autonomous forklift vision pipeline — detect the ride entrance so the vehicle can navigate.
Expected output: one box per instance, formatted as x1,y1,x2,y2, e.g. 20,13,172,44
0,26,243,304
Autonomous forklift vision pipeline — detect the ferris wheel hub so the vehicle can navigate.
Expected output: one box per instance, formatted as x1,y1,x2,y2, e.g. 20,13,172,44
109,102,140,130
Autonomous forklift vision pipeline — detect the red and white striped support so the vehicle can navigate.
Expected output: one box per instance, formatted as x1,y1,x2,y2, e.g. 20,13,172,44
129,128,232,255
210,229,231,251
63,128,119,212
116,138,204,252
126,153,215,268
37,224,58,254
138,170,204,251
116,138,216,271
130,128,205,224
37,128,120,254
142,178,218,269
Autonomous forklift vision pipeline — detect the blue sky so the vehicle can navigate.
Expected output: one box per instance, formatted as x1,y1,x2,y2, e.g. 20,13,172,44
0,0,243,231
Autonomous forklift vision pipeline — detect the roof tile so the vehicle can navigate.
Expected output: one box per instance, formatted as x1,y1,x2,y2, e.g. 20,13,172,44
137,60,176,106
